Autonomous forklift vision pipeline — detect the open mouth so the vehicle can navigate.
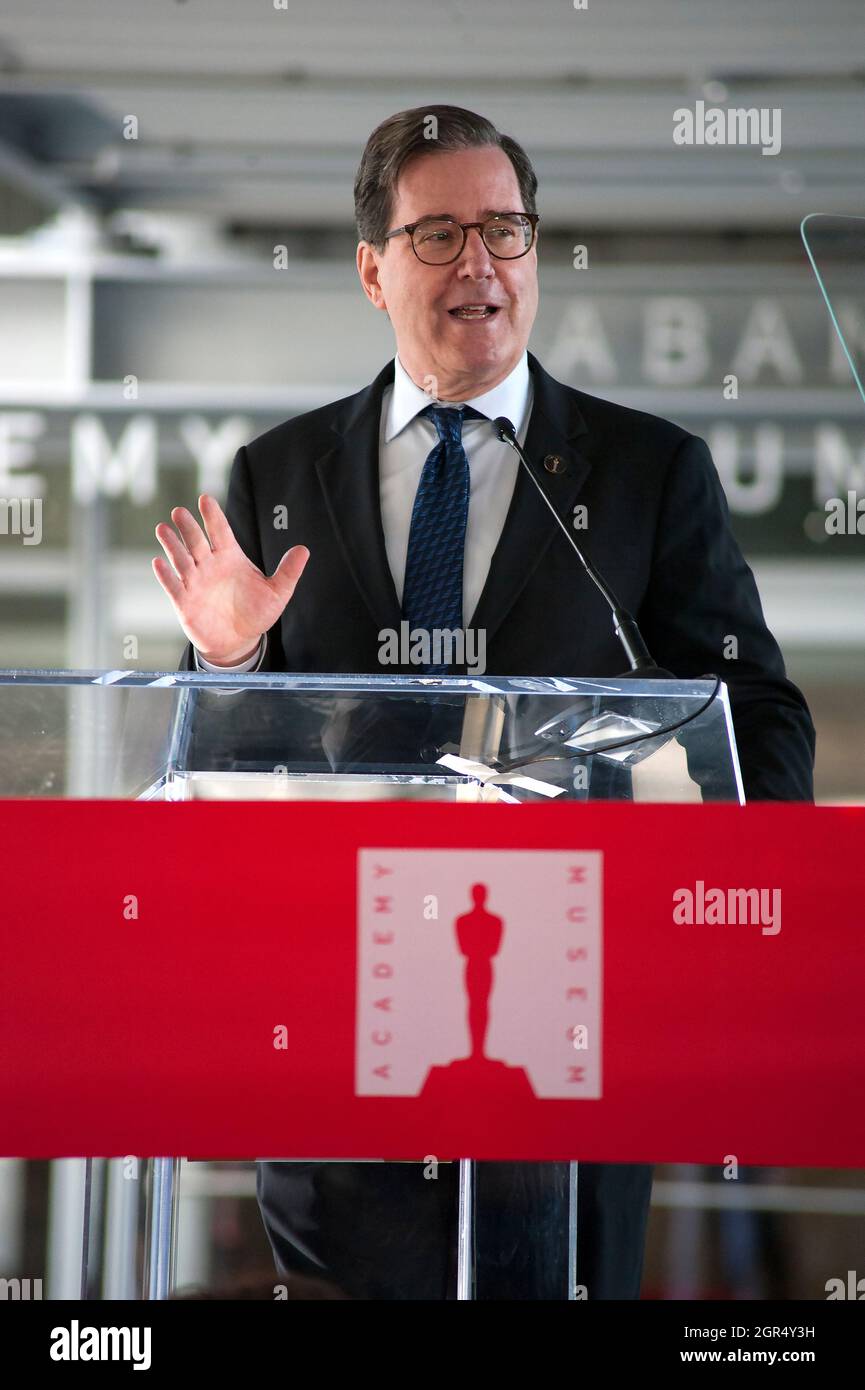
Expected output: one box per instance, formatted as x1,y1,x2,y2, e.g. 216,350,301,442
448,304,500,320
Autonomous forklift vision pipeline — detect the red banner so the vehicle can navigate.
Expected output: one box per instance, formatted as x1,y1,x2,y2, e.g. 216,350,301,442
1,799,863,1165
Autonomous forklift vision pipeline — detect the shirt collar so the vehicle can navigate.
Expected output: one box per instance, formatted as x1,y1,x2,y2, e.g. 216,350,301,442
384,350,530,443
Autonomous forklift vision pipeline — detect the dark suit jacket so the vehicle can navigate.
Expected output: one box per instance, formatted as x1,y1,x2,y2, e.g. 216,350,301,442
182,350,815,802
180,351,815,1298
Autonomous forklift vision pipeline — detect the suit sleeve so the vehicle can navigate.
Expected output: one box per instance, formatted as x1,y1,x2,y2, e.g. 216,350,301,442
639,433,815,802
178,444,286,673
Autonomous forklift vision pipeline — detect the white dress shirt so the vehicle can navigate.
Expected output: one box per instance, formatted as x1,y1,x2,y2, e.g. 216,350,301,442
195,351,533,671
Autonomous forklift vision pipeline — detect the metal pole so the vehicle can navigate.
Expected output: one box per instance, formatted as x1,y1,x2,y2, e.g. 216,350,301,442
47,1159,88,1299
79,1158,93,1298
456,1158,475,1300
103,1158,142,1300
0,1160,25,1275
146,1157,180,1300
175,1160,211,1292
568,1160,580,1298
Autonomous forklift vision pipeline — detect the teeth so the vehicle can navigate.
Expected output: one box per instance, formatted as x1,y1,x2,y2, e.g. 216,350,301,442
453,305,493,317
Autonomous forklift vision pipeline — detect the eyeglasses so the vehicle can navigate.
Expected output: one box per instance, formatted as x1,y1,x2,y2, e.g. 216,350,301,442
384,212,539,265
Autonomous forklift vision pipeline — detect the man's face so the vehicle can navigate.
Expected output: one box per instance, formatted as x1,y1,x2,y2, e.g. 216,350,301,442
357,144,539,400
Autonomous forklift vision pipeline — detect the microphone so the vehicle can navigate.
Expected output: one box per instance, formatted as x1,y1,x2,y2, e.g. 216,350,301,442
492,415,667,675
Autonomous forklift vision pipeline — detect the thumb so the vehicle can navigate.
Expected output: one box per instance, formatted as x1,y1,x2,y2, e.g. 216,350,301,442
268,544,310,605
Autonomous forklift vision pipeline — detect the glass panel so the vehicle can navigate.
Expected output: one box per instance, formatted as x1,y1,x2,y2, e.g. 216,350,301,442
0,671,743,806
801,214,865,410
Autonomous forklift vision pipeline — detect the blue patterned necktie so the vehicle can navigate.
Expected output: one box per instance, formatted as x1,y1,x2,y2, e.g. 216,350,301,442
401,404,484,664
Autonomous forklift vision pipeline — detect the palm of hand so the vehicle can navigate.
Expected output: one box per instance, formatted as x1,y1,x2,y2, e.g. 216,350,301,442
152,495,309,663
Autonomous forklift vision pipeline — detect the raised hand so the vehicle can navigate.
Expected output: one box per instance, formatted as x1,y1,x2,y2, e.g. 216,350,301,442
152,494,309,665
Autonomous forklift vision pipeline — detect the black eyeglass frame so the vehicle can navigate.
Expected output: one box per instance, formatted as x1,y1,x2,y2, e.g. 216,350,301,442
383,212,540,263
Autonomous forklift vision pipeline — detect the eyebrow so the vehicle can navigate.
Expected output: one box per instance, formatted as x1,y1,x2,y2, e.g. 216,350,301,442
413,209,520,222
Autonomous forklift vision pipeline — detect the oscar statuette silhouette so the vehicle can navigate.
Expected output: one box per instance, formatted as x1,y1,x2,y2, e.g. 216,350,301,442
420,883,535,1102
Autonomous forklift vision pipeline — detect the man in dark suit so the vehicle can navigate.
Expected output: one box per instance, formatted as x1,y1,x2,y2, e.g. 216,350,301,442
152,104,815,1299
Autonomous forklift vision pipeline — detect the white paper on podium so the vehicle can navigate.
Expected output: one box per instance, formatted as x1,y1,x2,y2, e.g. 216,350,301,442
437,753,566,801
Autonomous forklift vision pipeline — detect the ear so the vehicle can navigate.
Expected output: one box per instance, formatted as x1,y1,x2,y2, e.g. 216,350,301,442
356,241,387,311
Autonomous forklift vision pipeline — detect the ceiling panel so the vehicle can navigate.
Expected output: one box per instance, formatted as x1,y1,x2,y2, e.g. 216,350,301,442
0,0,862,230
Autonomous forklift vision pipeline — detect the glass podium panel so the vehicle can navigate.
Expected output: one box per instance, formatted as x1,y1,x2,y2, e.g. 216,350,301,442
0,670,743,805
0,670,742,1300
801,213,865,412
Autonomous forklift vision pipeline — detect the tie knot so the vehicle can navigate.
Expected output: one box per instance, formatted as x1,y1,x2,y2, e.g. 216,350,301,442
421,402,484,445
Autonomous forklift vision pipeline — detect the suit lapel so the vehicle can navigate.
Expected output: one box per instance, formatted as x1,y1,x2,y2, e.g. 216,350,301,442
468,351,591,643
314,358,403,634
313,351,593,649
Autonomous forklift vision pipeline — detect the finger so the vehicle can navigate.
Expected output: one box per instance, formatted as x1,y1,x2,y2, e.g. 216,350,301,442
151,555,182,600
171,505,212,563
155,522,194,578
198,494,235,550
268,545,310,604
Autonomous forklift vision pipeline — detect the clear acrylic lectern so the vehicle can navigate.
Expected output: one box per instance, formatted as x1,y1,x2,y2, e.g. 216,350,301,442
0,669,743,1300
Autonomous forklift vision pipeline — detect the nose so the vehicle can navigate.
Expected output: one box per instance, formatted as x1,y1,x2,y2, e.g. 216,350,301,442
457,225,494,278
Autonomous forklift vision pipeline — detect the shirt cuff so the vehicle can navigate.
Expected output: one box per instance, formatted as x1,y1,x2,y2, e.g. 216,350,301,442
194,635,266,673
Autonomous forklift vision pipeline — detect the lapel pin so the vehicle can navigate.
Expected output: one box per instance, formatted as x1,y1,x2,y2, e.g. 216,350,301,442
543,454,567,474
